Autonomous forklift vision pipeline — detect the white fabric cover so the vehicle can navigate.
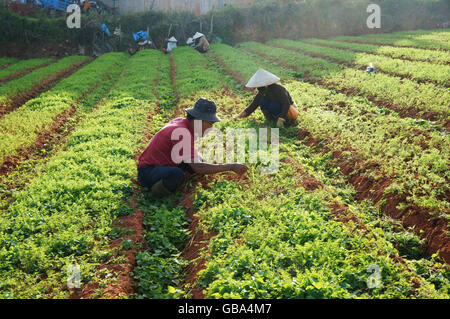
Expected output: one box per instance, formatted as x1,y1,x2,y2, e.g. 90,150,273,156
193,32,205,39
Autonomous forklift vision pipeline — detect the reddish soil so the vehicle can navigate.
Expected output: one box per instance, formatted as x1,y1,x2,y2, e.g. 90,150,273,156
0,58,91,118
329,201,370,234
179,184,216,299
70,197,145,299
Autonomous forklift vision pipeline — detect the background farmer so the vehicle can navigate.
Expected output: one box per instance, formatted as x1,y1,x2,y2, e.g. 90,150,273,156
192,32,210,53
163,36,177,53
235,69,298,127
137,98,248,197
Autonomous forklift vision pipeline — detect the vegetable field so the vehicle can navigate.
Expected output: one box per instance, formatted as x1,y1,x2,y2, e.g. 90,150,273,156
0,29,449,299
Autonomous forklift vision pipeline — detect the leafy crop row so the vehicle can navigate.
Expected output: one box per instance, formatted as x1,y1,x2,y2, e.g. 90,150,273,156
304,38,450,65
0,53,126,167
332,32,450,51
246,41,449,123
0,51,163,298
165,46,450,298
0,58,54,82
210,43,449,228
193,135,449,298
0,56,89,109
133,47,252,299
132,52,189,299
0,58,18,68
360,29,450,45
266,39,449,86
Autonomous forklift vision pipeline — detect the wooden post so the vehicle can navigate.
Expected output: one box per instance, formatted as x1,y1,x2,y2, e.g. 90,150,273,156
210,14,214,34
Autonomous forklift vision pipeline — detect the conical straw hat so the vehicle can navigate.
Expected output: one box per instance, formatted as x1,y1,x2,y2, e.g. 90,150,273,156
193,32,205,39
168,36,177,42
245,69,280,88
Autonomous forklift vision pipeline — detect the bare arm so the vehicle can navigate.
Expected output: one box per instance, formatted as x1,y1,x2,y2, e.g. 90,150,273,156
188,162,247,175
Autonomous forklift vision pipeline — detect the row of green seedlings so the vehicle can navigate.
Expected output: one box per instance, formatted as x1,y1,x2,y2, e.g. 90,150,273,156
332,31,450,51
374,29,450,38
0,57,18,69
131,51,189,299
266,39,449,87
302,38,450,65
0,53,125,170
0,55,90,116
132,46,250,299
0,58,55,83
0,53,129,213
348,29,450,43
397,32,450,45
208,43,449,262
0,51,163,298
160,48,450,298
242,40,449,128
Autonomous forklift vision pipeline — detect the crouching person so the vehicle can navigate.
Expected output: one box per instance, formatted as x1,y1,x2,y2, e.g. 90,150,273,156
137,98,248,197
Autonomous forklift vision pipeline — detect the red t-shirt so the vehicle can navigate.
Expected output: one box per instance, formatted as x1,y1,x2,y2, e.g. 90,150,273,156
138,117,200,168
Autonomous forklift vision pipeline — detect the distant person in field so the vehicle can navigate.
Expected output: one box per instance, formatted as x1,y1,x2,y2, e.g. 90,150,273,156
192,32,210,53
186,37,195,47
137,98,248,197
235,69,298,127
163,36,177,54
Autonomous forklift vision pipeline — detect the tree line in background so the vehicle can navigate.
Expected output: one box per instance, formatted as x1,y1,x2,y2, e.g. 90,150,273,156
0,0,449,54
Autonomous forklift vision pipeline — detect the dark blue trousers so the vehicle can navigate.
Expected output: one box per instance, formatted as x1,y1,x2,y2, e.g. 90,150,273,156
137,165,185,193
260,97,282,121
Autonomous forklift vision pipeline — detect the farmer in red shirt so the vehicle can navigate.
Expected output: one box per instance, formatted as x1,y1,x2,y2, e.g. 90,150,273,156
137,98,248,197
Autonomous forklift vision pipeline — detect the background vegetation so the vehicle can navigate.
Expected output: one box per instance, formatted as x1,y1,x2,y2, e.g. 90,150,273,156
0,0,449,52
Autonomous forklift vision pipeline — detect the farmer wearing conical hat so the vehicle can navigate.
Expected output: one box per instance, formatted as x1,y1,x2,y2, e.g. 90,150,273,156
137,98,248,197
192,32,210,53
235,69,298,127
167,36,178,52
